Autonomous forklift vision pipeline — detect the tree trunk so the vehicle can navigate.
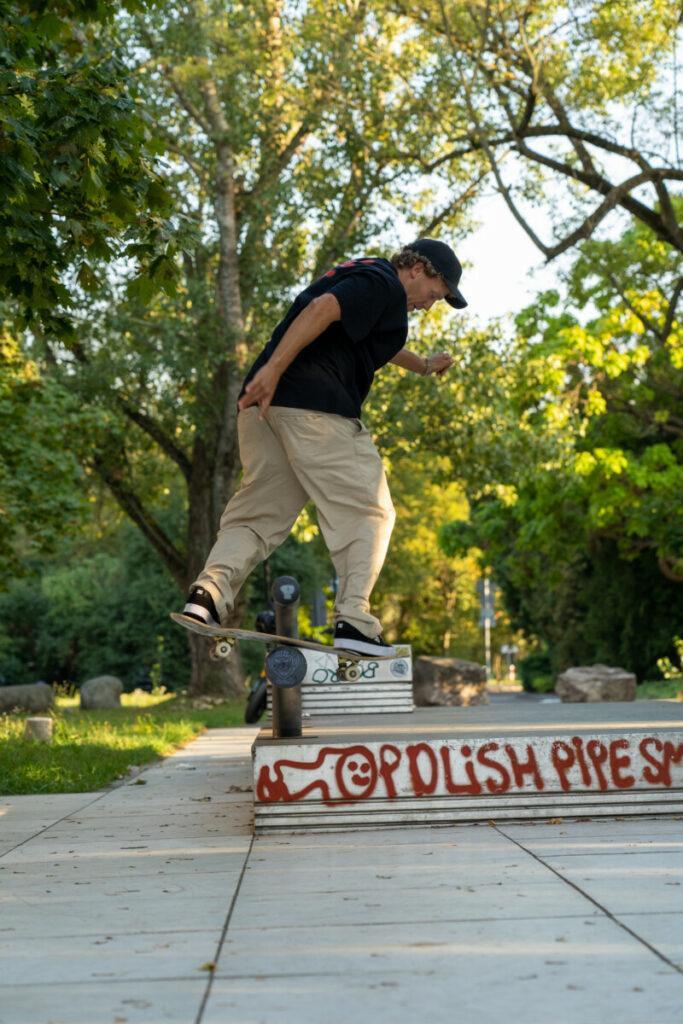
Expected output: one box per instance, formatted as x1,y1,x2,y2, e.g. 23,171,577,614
185,439,245,698
186,631,244,698
184,79,250,697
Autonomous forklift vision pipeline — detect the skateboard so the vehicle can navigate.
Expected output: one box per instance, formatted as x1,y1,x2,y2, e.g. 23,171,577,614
170,612,395,682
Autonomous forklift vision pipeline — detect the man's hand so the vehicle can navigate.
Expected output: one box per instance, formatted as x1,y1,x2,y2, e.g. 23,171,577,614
238,362,281,417
237,293,342,417
426,351,454,376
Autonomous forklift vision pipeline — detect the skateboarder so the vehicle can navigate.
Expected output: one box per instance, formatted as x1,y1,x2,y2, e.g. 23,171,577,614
182,238,467,657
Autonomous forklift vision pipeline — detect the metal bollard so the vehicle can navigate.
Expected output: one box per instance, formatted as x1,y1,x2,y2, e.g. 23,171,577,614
270,575,303,737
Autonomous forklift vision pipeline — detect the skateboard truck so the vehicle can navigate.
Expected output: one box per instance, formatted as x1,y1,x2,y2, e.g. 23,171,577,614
209,637,235,661
337,658,361,682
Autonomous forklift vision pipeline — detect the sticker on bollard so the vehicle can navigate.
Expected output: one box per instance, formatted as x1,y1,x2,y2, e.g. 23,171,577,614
273,576,300,605
265,646,307,688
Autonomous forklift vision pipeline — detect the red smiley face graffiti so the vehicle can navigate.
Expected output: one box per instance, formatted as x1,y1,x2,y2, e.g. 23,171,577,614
334,746,378,800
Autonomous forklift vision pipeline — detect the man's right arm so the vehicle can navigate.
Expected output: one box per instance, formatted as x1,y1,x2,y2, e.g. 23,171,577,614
238,293,341,416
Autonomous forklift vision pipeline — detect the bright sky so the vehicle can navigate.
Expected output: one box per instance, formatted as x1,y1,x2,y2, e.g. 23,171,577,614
446,192,563,323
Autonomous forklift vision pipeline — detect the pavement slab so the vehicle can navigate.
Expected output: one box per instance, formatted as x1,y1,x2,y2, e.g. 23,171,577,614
1,929,224,986
2,719,683,1023
205,967,681,1024
615,912,683,969
0,726,258,1023
0,980,208,1024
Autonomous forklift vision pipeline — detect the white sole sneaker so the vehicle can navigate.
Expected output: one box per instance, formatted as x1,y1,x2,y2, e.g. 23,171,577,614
334,638,397,658
182,602,220,626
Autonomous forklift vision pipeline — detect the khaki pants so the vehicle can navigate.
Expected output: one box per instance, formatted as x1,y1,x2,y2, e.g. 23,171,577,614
193,406,396,637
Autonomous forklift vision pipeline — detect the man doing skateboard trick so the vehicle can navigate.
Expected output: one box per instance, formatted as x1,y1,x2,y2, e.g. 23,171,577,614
181,238,467,657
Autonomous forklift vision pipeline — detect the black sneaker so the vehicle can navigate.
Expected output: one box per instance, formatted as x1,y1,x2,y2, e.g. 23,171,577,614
182,586,220,626
333,620,396,658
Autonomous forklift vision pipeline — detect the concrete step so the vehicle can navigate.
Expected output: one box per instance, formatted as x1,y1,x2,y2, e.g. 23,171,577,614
265,644,415,718
266,681,415,718
252,700,683,834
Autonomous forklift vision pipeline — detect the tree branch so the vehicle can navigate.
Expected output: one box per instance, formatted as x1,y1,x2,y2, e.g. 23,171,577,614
662,276,683,342
114,397,193,481
140,26,212,136
421,171,487,235
605,271,664,342
162,137,210,190
658,556,683,584
607,397,683,438
65,338,193,479
547,170,679,259
515,140,683,251
92,454,187,587
248,117,315,202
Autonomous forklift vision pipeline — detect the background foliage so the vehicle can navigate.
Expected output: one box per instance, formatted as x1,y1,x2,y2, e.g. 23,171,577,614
438,212,683,679
1,1,680,690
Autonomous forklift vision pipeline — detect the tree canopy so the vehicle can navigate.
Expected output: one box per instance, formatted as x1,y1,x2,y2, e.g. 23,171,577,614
0,327,89,574
2,0,681,690
0,1,179,335
439,209,683,678
390,0,682,257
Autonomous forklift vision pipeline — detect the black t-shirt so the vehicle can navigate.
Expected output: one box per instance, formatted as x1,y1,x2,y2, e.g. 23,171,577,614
239,257,408,419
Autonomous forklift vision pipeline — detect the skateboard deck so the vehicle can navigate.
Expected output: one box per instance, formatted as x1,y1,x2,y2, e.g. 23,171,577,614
170,613,395,663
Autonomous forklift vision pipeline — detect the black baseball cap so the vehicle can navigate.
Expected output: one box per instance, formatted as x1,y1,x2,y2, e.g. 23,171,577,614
405,238,467,309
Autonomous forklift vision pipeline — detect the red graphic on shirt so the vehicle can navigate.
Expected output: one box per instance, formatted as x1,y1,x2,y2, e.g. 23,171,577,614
322,258,376,279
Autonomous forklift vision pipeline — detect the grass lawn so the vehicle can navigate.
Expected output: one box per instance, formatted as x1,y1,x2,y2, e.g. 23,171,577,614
0,690,246,796
637,679,683,700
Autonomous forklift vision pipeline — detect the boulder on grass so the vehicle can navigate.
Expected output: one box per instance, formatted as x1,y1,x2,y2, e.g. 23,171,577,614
80,675,123,710
0,682,53,713
413,657,489,707
555,664,636,703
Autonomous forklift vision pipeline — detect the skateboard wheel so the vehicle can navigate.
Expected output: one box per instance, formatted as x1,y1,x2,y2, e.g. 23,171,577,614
211,639,234,660
339,661,361,682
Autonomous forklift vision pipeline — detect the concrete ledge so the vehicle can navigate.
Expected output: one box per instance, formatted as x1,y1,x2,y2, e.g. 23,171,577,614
266,646,415,717
253,702,683,834
267,681,414,717
255,788,683,832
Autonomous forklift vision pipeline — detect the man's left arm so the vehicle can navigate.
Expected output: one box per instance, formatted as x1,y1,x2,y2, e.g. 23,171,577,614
390,349,454,377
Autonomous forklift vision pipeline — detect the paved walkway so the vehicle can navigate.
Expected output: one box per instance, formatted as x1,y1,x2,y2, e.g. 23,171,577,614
1,727,682,1024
